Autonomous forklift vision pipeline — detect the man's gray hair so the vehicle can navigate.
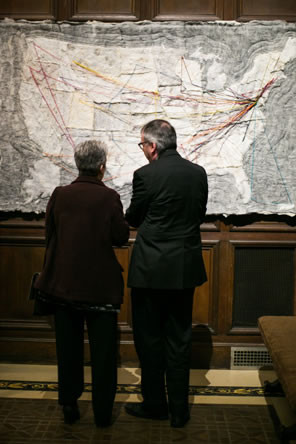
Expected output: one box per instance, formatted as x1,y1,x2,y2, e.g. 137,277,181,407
74,139,107,176
141,119,177,154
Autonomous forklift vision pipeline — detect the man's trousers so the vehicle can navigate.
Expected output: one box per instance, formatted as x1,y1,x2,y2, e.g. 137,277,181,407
54,306,118,423
131,287,194,417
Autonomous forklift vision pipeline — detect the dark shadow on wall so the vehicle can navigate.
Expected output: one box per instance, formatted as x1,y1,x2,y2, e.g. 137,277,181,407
1,211,296,226
191,324,213,376
0,210,46,221
205,213,296,227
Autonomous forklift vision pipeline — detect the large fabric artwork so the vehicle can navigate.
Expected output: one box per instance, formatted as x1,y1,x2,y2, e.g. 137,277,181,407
1,19,296,215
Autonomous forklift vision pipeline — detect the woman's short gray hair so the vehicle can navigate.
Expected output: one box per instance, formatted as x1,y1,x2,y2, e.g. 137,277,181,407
74,139,107,176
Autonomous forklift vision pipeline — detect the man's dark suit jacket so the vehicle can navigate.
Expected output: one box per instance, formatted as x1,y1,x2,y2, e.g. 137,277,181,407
35,176,129,305
125,149,208,289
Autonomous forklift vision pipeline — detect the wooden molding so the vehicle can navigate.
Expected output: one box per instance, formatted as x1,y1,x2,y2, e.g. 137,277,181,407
151,0,224,21
228,327,260,335
0,0,57,20
235,0,296,22
68,0,140,21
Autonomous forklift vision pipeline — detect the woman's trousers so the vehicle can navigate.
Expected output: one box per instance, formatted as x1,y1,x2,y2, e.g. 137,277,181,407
54,306,118,423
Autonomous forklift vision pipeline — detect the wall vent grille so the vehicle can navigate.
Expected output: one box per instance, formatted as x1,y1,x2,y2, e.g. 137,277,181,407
231,347,273,369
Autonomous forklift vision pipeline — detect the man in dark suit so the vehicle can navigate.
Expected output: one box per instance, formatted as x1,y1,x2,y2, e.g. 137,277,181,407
125,119,208,428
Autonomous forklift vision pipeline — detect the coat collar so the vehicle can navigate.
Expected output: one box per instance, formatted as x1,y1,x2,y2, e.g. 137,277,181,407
157,148,180,160
72,175,106,186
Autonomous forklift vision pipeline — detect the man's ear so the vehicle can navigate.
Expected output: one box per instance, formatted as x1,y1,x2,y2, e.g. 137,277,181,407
151,143,158,161
99,163,105,178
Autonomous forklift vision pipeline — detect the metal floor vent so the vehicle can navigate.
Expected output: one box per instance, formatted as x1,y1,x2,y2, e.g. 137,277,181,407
231,346,273,369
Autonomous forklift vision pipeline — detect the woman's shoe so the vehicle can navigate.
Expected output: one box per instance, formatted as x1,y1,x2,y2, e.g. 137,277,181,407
63,403,80,424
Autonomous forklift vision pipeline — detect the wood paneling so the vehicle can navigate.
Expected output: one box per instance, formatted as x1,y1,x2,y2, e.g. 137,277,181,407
232,246,294,328
1,0,296,21
0,245,44,319
1,0,296,367
1,217,295,368
69,0,140,21
115,246,132,329
0,221,134,364
151,0,224,21
0,0,56,20
235,0,296,22
192,244,218,334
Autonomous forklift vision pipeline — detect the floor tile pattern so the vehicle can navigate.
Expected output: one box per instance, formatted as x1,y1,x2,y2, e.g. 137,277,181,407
0,398,281,443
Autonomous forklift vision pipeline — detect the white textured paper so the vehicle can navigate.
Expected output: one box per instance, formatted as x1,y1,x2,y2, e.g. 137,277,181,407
0,20,296,215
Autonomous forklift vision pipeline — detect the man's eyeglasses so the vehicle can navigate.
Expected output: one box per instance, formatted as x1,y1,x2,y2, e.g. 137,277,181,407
138,141,150,150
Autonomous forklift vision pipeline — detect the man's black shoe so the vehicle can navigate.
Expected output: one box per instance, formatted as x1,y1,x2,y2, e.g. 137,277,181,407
125,403,168,420
170,413,190,428
95,418,112,428
63,403,80,424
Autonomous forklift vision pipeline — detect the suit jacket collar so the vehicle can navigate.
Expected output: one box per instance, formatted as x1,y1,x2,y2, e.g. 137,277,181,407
157,148,180,160
72,175,106,186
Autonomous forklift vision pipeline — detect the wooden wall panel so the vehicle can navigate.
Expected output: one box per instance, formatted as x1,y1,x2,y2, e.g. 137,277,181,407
0,245,45,319
115,246,132,329
235,0,296,22
228,240,296,336
0,0,56,20
0,223,132,364
1,0,296,21
231,245,295,327
0,243,131,327
151,0,224,21
192,246,217,333
69,0,140,21
1,0,296,368
1,218,296,368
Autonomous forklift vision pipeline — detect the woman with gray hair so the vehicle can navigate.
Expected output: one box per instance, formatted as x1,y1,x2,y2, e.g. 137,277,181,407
34,139,129,427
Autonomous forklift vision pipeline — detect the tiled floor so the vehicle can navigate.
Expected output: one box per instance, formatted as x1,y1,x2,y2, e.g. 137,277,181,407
0,364,296,443
0,398,282,443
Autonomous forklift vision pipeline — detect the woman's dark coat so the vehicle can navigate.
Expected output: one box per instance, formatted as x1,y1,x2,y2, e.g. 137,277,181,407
35,176,129,305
